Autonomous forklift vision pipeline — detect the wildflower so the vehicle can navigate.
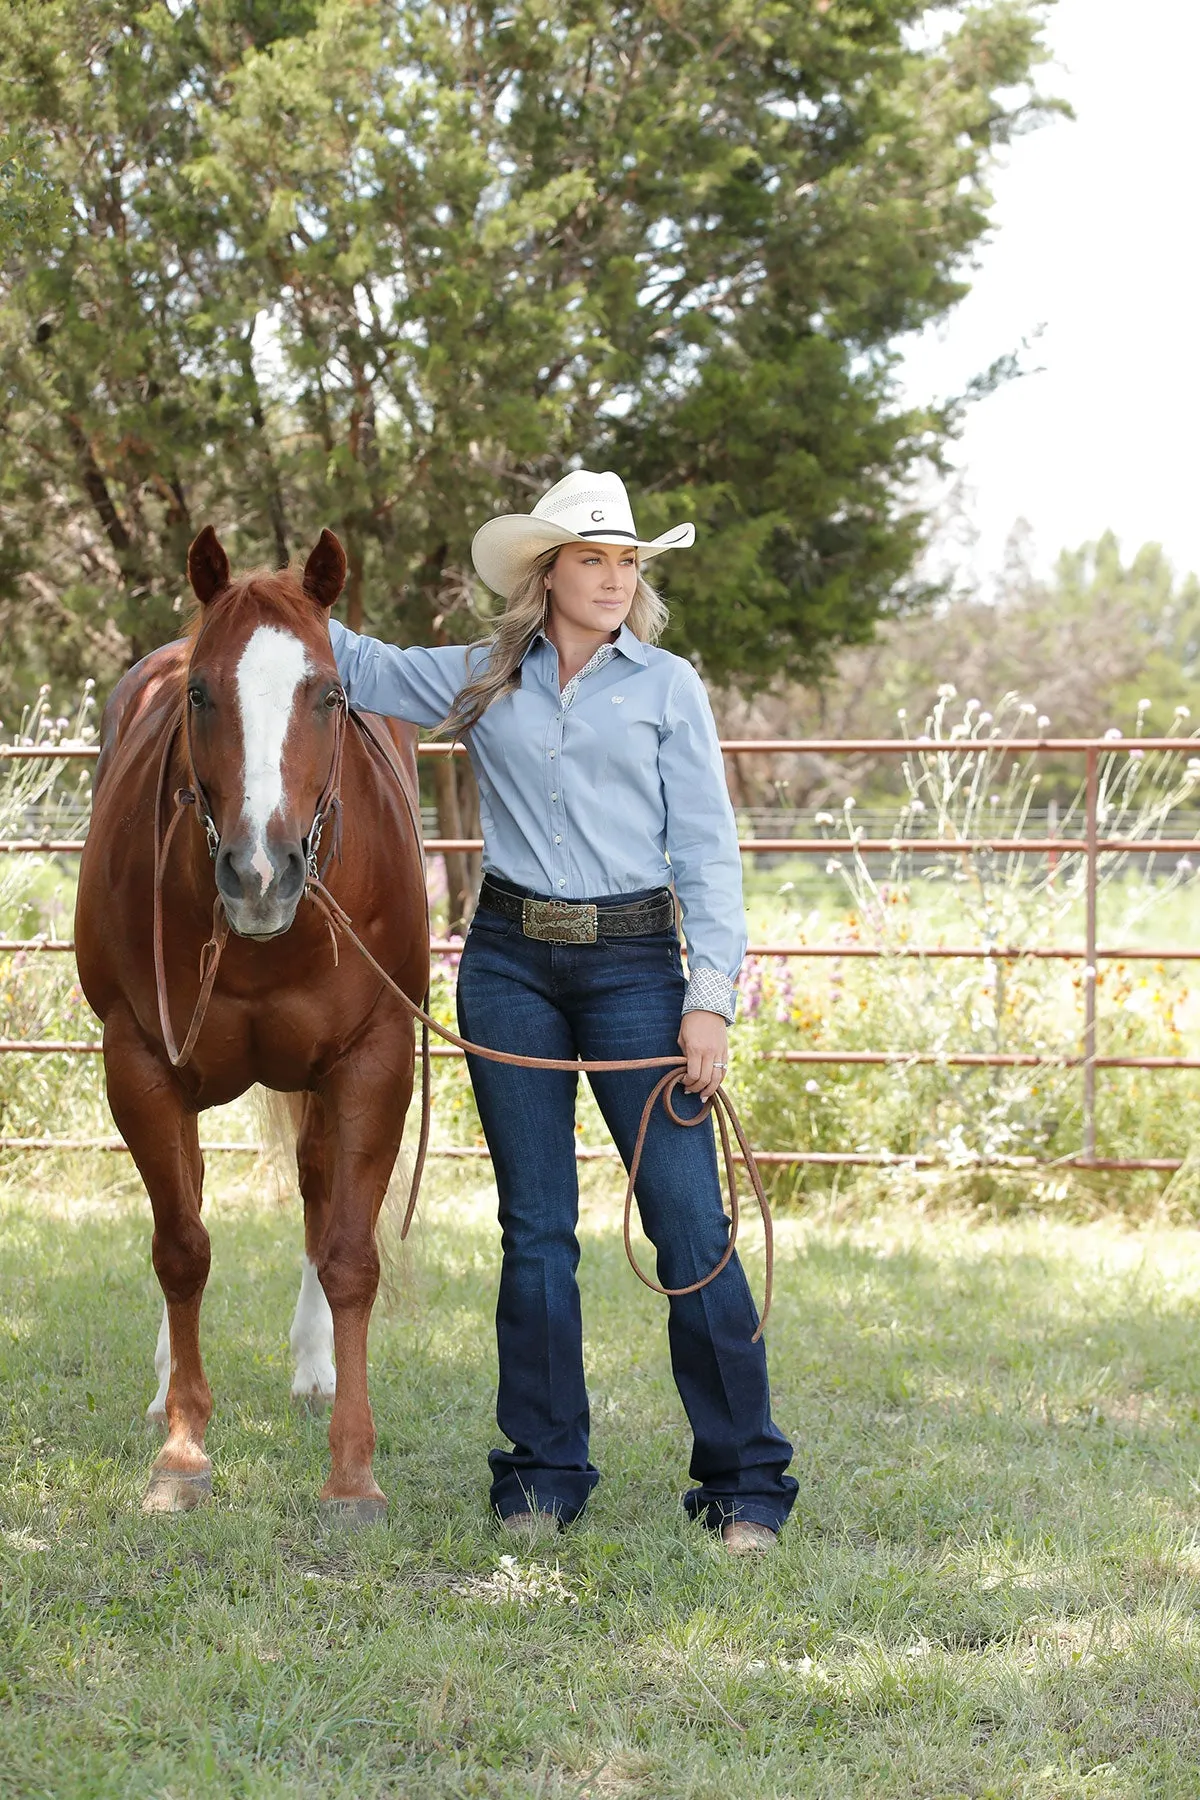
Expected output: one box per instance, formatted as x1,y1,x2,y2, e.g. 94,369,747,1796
1178,857,1194,874
1103,727,1122,740
805,1079,820,1094
1018,702,1035,716
1174,706,1192,720
843,796,856,811
815,811,834,827
937,683,956,699
979,711,993,726
909,799,926,814
825,859,841,875
1138,697,1151,711
1130,748,1144,759
1037,715,1050,730
896,707,907,721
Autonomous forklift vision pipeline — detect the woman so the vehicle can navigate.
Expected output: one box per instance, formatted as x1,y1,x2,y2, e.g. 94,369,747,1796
328,469,796,1553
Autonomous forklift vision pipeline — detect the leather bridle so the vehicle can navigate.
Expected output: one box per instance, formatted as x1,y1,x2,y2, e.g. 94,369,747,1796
149,688,775,1338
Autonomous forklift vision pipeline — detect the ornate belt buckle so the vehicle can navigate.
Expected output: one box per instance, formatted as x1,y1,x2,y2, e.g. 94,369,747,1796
522,898,598,943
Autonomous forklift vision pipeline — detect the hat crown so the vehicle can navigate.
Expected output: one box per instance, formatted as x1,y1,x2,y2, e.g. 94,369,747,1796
530,470,637,542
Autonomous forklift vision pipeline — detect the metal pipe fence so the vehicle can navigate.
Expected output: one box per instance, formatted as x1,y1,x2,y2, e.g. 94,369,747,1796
1,736,1198,1172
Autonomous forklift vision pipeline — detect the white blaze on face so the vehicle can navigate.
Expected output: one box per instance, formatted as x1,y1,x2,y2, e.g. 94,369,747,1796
235,625,312,895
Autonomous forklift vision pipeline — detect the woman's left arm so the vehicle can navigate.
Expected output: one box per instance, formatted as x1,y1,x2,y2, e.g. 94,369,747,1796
659,665,748,1099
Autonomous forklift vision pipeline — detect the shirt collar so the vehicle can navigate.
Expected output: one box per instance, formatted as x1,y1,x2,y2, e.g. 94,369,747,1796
527,622,647,667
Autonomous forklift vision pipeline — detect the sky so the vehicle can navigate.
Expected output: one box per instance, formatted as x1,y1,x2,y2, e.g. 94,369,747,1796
898,0,1200,594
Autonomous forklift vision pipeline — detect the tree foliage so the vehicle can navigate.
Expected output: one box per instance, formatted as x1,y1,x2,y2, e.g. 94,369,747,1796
0,0,1061,719
715,530,1200,809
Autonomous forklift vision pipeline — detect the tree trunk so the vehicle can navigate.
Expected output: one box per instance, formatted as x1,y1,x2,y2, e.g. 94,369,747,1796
345,528,364,632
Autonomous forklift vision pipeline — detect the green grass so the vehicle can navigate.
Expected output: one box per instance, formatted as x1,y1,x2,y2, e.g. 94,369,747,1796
4,1160,1200,1797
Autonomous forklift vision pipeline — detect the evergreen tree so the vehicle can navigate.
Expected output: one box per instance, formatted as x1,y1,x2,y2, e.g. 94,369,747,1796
1,0,1062,716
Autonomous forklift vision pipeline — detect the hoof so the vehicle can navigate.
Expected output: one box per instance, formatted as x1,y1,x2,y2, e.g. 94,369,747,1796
292,1389,335,1417
319,1494,388,1529
142,1468,212,1514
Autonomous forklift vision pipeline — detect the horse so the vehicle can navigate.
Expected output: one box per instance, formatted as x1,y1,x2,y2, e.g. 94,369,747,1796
75,525,429,1521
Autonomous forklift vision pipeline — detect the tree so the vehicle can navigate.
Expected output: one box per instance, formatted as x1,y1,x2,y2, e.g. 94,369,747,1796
2,1,1061,909
712,529,1200,812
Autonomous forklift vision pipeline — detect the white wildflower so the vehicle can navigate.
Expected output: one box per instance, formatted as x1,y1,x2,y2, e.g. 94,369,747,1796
825,858,842,875
1104,727,1122,740
815,811,834,826
805,1079,820,1094
937,683,956,699
1037,715,1050,730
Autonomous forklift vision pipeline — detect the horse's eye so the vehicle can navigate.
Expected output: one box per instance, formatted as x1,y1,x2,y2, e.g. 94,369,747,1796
324,688,344,710
188,686,205,710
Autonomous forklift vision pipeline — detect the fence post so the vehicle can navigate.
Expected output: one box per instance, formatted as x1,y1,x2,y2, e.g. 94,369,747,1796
1083,747,1099,1160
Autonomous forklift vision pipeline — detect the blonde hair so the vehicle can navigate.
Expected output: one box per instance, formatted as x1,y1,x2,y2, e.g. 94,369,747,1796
441,545,669,736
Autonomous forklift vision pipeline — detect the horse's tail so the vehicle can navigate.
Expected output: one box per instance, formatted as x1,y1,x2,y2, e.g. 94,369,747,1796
249,1086,418,1308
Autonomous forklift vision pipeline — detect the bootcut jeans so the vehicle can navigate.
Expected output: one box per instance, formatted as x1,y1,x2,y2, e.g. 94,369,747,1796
455,878,797,1532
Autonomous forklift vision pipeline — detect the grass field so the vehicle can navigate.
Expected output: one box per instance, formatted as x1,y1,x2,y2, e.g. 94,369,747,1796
4,1159,1200,1798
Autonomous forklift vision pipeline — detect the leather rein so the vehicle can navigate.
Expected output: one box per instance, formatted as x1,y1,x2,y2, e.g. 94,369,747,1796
150,697,774,1339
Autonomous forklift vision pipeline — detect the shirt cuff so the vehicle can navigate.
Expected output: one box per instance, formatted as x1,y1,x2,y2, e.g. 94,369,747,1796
681,966,738,1024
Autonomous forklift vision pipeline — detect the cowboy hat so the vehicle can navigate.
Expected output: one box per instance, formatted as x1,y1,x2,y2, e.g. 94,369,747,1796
470,469,695,598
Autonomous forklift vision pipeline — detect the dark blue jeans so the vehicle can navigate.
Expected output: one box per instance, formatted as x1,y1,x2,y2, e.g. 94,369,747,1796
455,883,797,1532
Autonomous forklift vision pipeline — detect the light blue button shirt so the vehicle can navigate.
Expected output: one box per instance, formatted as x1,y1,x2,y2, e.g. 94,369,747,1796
328,619,745,1020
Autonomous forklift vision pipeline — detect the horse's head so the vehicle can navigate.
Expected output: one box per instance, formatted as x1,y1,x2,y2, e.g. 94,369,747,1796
183,525,348,940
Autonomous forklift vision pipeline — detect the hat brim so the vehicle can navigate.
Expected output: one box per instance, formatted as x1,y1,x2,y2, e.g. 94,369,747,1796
470,514,695,599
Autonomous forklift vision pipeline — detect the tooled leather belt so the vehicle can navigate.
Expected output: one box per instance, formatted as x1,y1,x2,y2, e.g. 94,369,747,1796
478,875,674,944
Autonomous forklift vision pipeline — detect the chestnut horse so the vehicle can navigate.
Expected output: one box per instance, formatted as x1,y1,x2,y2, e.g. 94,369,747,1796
75,526,428,1520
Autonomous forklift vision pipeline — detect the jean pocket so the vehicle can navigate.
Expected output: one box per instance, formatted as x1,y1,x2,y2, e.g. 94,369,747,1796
467,906,518,942
598,929,683,974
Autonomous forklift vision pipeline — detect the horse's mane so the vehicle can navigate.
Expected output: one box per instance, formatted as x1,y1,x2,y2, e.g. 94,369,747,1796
183,566,327,649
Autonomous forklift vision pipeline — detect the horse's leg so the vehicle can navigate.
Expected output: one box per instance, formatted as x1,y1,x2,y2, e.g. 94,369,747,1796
315,1037,411,1523
289,1094,336,1412
104,1020,213,1512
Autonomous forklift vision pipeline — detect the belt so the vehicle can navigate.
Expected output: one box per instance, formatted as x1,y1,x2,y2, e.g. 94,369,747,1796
478,875,675,944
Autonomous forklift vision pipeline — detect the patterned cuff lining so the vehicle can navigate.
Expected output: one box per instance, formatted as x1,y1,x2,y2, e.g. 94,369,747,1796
681,966,738,1024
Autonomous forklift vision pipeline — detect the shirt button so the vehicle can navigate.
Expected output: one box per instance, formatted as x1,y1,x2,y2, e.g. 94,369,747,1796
557,878,566,889
550,791,558,801
554,833,562,844
548,750,556,759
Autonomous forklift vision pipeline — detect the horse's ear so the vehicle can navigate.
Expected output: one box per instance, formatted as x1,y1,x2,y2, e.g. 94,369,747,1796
302,528,347,609
187,525,231,605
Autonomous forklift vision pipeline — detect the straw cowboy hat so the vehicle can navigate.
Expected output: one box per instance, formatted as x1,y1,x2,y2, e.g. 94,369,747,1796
471,470,695,599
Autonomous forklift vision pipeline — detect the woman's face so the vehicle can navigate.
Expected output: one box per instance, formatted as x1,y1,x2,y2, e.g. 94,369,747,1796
544,542,638,637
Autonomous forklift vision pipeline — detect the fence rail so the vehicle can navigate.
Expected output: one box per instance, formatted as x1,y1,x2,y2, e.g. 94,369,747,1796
2,734,1198,1174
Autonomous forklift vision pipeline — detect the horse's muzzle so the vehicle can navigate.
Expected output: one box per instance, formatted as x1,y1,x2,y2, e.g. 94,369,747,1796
215,840,307,938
